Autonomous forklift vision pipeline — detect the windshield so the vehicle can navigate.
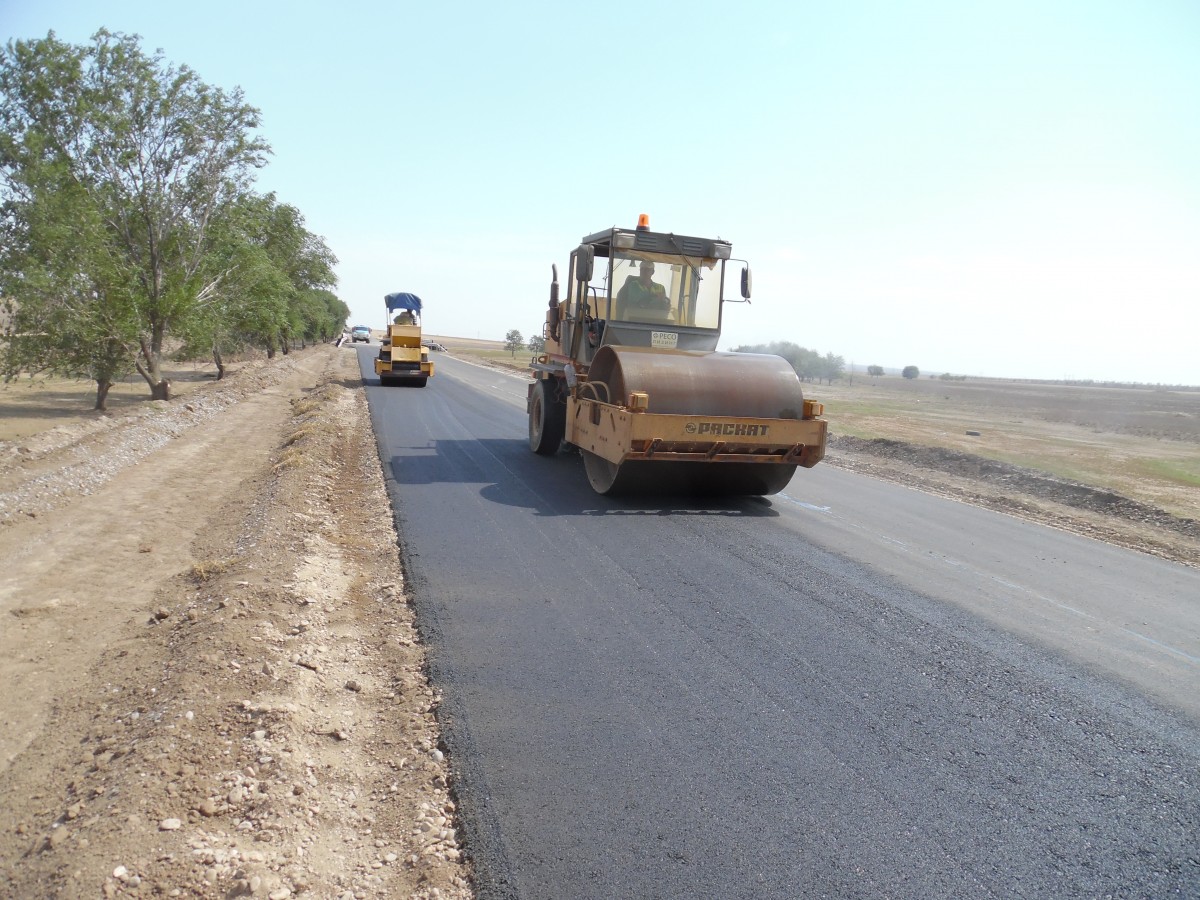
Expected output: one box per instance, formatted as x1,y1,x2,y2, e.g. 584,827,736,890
585,253,723,329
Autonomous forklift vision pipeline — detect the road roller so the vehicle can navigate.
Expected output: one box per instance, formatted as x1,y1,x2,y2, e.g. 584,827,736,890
528,215,827,495
375,292,434,387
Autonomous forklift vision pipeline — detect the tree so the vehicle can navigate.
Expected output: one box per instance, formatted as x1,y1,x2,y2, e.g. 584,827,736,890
177,196,289,378
175,192,341,370
867,365,885,377
902,365,920,379
504,329,523,357
527,334,545,354
733,341,832,383
0,30,270,400
818,352,845,385
248,195,337,354
0,160,141,409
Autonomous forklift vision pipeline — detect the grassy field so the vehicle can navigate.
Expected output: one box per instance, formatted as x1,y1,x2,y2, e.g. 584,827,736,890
438,337,1200,522
813,376,1199,519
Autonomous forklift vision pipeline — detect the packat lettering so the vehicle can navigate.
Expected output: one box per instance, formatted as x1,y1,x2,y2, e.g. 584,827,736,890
688,422,770,437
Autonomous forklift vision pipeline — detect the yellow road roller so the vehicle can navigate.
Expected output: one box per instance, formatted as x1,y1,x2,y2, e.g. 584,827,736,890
375,292,433,387
528,215,827,495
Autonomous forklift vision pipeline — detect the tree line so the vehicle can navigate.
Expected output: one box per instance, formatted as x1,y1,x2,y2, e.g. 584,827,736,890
0,30,347,410
732,341,846,384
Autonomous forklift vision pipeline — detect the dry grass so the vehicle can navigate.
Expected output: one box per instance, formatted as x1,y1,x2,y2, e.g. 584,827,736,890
815,376,1200,520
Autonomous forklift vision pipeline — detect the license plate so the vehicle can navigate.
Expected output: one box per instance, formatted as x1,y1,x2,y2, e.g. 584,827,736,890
651,331,678,349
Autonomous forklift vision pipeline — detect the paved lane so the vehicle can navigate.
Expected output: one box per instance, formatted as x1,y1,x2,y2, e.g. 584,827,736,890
359,349,1200,899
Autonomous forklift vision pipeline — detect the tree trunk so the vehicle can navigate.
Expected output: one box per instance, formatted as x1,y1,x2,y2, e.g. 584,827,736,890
94,378,112,411
137,336,169,399
213,345,226,381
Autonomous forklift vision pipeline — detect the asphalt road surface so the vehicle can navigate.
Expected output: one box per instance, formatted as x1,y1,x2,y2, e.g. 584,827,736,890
357,348,1200,900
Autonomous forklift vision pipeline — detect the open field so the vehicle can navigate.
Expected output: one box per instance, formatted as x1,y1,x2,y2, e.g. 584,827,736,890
816,375,1200,521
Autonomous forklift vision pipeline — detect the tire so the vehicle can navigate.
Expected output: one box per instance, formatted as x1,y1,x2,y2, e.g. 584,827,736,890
529,378,566,455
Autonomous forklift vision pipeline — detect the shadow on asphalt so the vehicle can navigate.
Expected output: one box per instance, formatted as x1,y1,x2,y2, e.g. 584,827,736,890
388,438,782,519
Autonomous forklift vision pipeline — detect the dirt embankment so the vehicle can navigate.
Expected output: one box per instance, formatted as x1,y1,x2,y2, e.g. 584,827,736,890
0,345,470,899
827,435,1200,567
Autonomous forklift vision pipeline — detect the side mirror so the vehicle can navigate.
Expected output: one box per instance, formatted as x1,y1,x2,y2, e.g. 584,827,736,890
576,245,595,283
740,265,752,300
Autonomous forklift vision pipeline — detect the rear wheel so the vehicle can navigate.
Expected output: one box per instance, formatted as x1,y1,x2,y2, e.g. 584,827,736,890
529,379,566,455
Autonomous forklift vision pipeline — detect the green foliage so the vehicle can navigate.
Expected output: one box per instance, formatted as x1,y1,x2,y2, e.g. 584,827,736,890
504,329,523,357
0,144,140,407
867,365,885,377
0,31,343,399
902,365,920,379
821,351,846,384
527,334,545,354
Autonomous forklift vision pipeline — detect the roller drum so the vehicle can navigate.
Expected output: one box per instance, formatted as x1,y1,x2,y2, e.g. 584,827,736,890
586,346,806,418
582,346,806,496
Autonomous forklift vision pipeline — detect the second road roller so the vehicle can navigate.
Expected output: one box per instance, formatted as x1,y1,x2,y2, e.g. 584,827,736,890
528,215,827,496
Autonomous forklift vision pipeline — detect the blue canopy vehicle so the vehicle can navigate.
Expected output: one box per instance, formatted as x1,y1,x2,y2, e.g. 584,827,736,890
374,293,433,386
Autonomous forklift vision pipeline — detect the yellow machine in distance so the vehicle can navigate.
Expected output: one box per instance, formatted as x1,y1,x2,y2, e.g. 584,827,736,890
374,292,434,387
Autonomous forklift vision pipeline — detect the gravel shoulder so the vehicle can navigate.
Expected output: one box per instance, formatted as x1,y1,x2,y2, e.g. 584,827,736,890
0,345,470,898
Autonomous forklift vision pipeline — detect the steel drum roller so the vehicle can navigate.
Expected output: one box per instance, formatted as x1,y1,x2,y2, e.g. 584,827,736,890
585,346,806,417
581,346,806,496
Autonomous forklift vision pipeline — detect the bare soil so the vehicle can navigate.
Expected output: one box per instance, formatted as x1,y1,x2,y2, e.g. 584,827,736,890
0,346,470,898
0,344,1195,898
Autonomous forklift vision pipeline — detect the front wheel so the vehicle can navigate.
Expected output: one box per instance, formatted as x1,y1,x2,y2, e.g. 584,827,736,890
529,378,566,455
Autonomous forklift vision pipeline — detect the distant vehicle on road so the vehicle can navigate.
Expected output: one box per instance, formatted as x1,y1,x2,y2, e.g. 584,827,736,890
423,341,447,352
351,326,372,343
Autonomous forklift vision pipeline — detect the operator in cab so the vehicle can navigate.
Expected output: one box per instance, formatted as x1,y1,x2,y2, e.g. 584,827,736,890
616,260,669,319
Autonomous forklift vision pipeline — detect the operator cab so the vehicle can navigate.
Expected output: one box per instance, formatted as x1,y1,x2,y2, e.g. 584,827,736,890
560,216,750,365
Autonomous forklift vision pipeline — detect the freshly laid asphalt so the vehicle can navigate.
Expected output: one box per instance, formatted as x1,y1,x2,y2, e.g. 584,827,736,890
360,349,1200,899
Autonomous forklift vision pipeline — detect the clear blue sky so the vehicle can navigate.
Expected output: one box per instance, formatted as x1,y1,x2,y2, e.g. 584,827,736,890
5,0,1199,384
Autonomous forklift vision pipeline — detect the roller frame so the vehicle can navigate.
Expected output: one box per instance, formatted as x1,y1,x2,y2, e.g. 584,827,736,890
565,394,826,469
